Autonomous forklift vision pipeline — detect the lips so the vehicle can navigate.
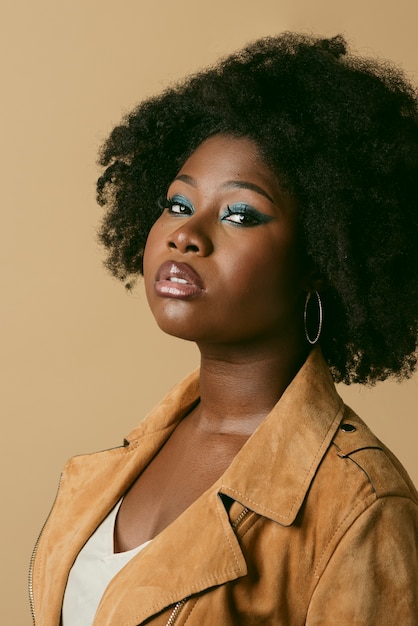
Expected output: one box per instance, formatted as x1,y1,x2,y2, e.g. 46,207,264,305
154,261,205,298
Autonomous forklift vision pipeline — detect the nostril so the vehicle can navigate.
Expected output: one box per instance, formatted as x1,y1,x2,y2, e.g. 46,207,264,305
167,240,199,253
166,226,212,256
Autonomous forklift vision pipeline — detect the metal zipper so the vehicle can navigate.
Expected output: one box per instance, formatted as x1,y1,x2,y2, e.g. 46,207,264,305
28,442,128,624
28,472,63,626
231,506,251,531
166,599,187,626
163,507,251,626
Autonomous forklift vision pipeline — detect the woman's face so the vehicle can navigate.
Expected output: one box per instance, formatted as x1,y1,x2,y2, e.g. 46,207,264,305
143,134,311,349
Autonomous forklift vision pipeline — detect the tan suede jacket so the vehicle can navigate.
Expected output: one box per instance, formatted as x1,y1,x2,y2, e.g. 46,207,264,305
30,348,418,625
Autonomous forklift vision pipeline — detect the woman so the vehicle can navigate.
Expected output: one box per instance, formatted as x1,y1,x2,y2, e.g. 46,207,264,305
30,33,418,625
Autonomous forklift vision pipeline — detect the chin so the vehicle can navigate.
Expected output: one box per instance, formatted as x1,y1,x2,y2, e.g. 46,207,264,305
147,298,202,341
151,312,201,343
158,326,197,343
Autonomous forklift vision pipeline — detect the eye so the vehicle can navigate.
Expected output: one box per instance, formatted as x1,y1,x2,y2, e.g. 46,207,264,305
220,203,274,227
165,195,194,216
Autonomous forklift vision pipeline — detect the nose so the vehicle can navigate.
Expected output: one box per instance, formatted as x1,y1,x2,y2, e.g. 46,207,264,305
167,219,214,256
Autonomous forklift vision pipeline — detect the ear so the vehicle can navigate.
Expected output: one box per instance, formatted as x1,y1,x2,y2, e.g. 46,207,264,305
301,260,327,294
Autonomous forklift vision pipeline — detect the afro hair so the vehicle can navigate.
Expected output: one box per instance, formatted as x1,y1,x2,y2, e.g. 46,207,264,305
97,32,418,385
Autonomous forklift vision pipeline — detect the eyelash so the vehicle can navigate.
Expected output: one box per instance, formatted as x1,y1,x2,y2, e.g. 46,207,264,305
220,204,273,227
164,197,272,227
164,196,194,216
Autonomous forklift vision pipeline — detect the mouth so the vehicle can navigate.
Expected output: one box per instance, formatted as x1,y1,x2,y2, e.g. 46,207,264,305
154,261,205,298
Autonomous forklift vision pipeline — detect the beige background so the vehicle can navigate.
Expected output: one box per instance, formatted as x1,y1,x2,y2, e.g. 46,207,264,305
1,1,418,623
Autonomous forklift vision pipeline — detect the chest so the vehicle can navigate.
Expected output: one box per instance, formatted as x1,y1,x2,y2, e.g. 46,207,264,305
114,422,249,551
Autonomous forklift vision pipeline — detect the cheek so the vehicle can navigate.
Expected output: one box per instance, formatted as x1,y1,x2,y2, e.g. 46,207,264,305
142,229,153,271
142,225,162,305
143,220,164,274
220,240,305,322
236,236,300,290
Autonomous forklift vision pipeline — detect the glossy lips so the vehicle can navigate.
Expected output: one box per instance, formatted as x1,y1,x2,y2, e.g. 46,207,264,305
154,261,205,298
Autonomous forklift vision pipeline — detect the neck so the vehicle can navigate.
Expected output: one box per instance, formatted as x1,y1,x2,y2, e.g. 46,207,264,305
194,338,310,437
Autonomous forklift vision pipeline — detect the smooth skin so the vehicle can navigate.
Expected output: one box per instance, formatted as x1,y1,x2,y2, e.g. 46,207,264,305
114,134,320,552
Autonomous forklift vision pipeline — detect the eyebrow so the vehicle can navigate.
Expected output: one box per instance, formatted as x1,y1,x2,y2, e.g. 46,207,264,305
173,175,275,204
223,180,274,203
174,174,196,186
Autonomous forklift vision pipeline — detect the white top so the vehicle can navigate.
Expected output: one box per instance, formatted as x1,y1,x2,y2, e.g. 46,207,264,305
62,499,151,626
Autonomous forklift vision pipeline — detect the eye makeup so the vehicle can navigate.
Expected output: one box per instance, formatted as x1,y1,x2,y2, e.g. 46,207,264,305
164,195,274,227
220,203,274,227
165,194,195,216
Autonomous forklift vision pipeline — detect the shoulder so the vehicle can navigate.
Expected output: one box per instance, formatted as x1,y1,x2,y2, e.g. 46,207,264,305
303,407,418,623
329,405,418,501
305,404,418,525
304,404,418,574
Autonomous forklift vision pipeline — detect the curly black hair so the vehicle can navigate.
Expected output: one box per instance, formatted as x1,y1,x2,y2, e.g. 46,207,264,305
96,32,418,385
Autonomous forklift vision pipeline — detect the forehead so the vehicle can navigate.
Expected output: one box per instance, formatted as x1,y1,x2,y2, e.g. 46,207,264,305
175,134,279,191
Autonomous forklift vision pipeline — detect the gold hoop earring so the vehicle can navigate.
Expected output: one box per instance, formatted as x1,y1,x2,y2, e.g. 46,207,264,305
304,291,323,345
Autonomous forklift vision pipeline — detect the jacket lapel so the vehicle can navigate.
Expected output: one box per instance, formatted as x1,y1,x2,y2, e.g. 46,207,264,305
93,487,247,625
220,347,345,525
32,372,201,626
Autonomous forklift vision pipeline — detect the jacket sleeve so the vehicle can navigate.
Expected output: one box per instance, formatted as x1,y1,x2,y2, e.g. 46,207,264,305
306,496,418,625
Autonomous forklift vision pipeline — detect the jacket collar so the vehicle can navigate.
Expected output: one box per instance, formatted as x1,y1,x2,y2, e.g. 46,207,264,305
126,346,344,526
219,347,344,525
